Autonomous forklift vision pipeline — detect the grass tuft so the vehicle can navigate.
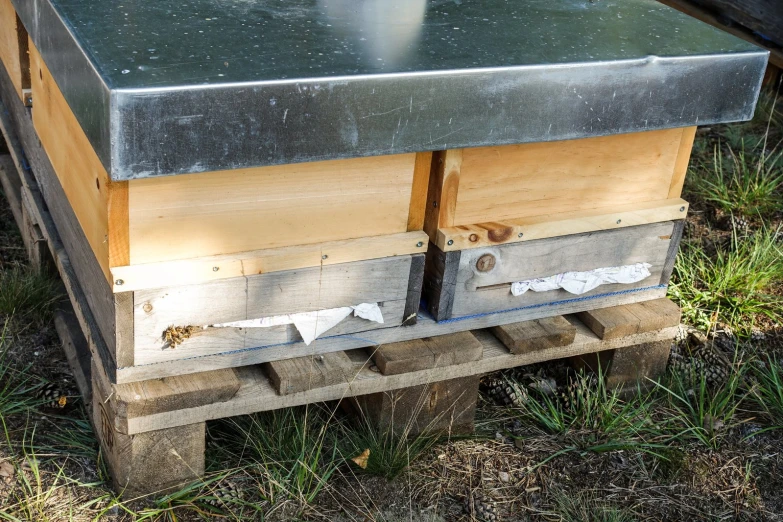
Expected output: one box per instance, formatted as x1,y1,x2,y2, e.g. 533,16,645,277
669,226,783,334
689,142,783,218
749,355,783,428
0,266,60,324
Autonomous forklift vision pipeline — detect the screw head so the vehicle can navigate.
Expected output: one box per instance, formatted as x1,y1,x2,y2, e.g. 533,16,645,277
115,279,124,286
416,241,424,248
518,232,524,238
476,253,496,272
680,206,686,212
322,254,328,260
212,266,220,272
447,239,454,246
616,219,622,224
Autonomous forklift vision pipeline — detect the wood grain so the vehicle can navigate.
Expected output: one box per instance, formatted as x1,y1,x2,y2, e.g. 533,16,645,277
491,316,576,355
436,198,688,251
453,127,690,226
109,231,428,292
371,331,483,375
0,0,28,101
266,351,359,395
29,42,124,283
407,151,433,231
576,298,681,340
113,287,669,383
668,127,697,198
127,153,416,264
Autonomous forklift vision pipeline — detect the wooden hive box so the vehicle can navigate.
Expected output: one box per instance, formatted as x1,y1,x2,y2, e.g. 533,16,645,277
421,129,694,321
17,42,432,381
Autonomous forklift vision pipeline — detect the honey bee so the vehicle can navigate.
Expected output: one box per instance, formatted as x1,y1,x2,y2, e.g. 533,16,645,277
162,325,195,348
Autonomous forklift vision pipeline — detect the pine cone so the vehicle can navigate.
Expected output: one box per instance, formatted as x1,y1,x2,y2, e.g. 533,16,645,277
202,480,242,508
36,382,67,409
559,373,597,409
464,491,498,522
731,215,750,233
481,376,527,407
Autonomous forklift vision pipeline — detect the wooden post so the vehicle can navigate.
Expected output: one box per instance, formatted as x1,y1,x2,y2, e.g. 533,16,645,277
91,369,206,496
352,376,480,436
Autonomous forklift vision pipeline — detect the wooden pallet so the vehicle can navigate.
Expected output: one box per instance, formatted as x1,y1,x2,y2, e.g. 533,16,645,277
1,117,681,496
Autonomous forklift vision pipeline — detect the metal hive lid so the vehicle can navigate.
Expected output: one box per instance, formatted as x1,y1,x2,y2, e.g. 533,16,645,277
16,0,768,180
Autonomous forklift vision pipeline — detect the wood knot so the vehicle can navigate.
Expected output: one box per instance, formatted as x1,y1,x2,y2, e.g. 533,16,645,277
142,302,153,313
163,325,195,348
476,254,496,272
487,225,513,243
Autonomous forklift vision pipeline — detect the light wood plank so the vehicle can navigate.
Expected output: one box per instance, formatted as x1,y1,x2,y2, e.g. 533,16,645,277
668,127,697,198
127,153,416,264
123,319,678,434
423,150,462,240
407,151,433,231
29,42,127,283
490,316,576,355
453,127,688,226
109,231,428,292
576,298,681,340
0,0,28,101
435,198,688,251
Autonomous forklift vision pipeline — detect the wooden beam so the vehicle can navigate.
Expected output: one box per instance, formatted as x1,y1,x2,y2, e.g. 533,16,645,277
423,149,462,241
490,316,576,355
370,331,483,375
121,319,679,434
435,198,688,251
576,298,681,340
109,230,428,292
406,151,433,232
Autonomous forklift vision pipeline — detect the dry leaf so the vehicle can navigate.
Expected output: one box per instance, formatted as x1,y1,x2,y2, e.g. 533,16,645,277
351,449,370,469
0,460,14,483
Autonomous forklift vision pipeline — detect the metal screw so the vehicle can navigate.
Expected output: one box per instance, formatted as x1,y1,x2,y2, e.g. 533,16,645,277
447,239,454,246
680,206,685,212
616,219,622,224
322,254,328,260
115,279,124,286
416,241,424,247
518,232,524,238
26,96,32,106
212,266,220,272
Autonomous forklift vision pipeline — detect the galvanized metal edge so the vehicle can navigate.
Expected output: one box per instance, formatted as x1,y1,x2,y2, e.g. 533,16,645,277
12,0,769,181
111,51,767,181
13,0,113,173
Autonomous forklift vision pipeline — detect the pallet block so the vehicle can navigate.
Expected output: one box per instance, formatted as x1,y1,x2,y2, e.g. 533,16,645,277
571,300,681,389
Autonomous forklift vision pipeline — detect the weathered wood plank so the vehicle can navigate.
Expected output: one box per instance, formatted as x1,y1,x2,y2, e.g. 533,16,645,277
114,286,669,383
132,255,413,363
422,245,461,321
54,309,92,405
576,298,681,340
0,154,23,229
352,376,480,435
660,219,685,286
371,331,483,375
490,316,576,355
266,351,359,395
122,318,678,434
109,231,428,293
403,252,425,325
448,222,674,319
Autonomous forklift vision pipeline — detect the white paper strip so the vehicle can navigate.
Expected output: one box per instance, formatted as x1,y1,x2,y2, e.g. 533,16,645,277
207,303,384,345
510,263,652,297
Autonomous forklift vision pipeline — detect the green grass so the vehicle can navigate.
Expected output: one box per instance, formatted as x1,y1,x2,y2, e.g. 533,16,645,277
668,226,783,335
655,358,749,450
549,487,639,522
209,406,339,506
689,143,783,218
749,355,783,429
0,266,60,324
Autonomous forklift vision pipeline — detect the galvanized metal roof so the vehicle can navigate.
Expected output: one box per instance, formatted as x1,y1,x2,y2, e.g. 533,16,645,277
15,0,768,180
